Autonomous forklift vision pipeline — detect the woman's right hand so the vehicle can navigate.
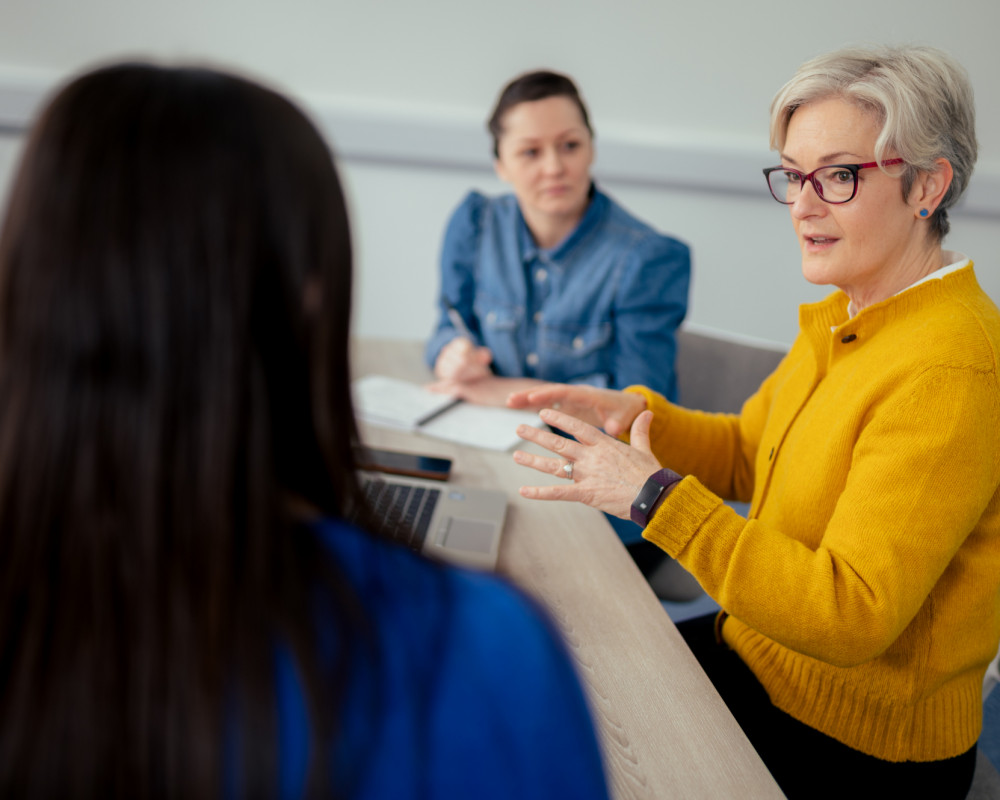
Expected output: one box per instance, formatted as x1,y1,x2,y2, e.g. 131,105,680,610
506,384,646,438
433,337,494,382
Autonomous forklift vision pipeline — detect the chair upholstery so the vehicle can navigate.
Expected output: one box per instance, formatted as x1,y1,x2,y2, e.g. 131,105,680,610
674,327,786,414
657,328,786,615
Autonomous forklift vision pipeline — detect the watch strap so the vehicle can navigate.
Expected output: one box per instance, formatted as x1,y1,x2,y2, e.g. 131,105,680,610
630,468,683,527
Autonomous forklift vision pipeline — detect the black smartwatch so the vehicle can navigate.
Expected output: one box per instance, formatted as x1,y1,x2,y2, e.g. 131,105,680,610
630,468,683,527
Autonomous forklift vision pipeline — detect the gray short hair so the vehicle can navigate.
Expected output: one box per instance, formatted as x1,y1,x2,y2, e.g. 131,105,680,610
769,45,978,241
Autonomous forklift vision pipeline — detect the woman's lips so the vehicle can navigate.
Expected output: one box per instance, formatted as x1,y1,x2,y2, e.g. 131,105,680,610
804,235,838,252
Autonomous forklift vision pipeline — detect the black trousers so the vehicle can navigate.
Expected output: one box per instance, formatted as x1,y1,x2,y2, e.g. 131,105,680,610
676,614,977,800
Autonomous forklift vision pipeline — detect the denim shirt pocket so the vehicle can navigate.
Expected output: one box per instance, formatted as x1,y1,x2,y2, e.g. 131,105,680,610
539,322,612,382
477,303,522,333
474,298,524,377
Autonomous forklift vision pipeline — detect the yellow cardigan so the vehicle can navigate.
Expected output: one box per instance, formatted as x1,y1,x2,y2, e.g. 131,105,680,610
629,265,1000,762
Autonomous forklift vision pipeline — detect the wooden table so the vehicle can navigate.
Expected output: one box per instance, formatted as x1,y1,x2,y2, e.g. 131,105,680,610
353,338,785,800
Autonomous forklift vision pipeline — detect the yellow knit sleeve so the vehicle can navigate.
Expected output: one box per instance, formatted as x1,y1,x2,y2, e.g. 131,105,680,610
650,363,1000,668
623,385,756,502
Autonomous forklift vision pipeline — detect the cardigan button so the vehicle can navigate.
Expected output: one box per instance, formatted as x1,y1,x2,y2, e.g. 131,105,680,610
841,334,857,344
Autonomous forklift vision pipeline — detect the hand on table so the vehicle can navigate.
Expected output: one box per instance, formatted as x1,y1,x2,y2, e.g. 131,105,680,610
433,337,493,383
427,375,546,407
507,383,647,438
513,407,662,519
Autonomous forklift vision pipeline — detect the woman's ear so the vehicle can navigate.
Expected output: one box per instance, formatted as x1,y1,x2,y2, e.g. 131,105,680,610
910,157,954,217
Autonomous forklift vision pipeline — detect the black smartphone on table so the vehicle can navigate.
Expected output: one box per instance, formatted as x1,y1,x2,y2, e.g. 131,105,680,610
355,446,453,482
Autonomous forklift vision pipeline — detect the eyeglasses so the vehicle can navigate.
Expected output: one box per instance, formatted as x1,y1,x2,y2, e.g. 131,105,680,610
762,159,905,205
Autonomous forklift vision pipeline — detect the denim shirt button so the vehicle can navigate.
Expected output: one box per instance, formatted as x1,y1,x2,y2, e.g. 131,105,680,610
535,268,548,282
572,336,585,350
526,352,540,366
533,311,543,323
486,311,497,324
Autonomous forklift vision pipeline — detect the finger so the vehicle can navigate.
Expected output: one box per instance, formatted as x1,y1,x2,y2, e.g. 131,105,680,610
505,391,530,409
602,394,645,438
515,423,581,458
474,346,494,365
628,409,654,454
512,449,574,479
436,344,471,380
522,385,572,408
449,336,474,353
606,411,640,439
506,393,551,412
517,483,582,502
603,413,626,438
536,407,605,446
438,340,469,369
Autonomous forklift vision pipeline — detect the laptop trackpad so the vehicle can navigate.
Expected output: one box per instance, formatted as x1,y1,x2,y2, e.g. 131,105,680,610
443,518,494,553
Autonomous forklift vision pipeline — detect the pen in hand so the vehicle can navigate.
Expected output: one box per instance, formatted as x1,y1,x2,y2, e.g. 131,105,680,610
445,300,475,342
435,300,493,384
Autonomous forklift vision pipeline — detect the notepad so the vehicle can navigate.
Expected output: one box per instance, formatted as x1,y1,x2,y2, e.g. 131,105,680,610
352,375,543,452
352,375,459,431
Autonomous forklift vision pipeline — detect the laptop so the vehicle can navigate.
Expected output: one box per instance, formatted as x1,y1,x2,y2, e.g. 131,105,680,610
357,470,508,571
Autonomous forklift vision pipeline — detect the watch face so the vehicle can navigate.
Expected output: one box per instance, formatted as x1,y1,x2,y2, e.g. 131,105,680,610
631,478,666,525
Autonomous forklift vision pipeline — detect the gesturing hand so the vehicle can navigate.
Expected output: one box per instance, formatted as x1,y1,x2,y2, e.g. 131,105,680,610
506,383,646,437
513,406,662,519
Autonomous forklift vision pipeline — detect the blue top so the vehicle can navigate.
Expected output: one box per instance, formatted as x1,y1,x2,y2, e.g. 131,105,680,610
266,518,610,799
426,185,690,399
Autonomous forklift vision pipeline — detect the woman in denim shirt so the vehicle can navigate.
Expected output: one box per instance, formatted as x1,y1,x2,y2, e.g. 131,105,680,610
426,70,691,407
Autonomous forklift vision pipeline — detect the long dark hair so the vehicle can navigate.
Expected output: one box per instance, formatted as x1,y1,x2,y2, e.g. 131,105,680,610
0,62,371,797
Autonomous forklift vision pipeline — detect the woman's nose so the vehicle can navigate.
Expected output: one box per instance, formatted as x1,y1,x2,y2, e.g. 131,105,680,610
791,178,825,218
542,148,565,175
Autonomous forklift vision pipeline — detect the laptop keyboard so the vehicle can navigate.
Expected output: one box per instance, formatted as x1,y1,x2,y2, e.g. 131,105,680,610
360,478,441,551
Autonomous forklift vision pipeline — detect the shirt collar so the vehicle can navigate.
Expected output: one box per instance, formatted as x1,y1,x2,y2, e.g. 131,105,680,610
517,183,604,263
845,251,970,319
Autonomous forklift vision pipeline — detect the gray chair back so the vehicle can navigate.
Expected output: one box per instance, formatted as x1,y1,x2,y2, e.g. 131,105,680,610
675,328,786,414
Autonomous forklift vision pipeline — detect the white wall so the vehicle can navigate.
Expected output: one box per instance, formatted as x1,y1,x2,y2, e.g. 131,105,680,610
1,0,998,347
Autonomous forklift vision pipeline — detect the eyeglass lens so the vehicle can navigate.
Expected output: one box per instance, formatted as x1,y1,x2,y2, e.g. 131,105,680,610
769,166,857,204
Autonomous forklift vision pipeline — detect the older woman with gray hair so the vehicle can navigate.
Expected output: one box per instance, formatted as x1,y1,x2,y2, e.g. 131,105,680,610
509,44,999,798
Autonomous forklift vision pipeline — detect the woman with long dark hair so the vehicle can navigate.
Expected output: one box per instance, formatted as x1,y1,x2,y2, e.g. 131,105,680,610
0,63,609,799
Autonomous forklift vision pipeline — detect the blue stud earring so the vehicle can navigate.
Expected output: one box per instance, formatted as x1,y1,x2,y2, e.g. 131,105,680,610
919,208,930,217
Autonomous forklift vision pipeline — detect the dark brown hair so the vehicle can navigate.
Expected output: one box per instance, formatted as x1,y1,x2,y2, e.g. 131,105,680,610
0,62,376,797
487,70,593,158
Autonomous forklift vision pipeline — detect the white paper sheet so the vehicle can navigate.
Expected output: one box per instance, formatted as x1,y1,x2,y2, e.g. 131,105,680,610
352,374,542,451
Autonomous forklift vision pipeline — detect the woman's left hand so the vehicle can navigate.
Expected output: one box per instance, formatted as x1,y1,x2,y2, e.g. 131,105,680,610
513,407,662,519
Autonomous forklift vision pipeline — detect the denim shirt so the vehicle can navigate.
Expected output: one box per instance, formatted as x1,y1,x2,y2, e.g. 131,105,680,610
425,185,690,399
